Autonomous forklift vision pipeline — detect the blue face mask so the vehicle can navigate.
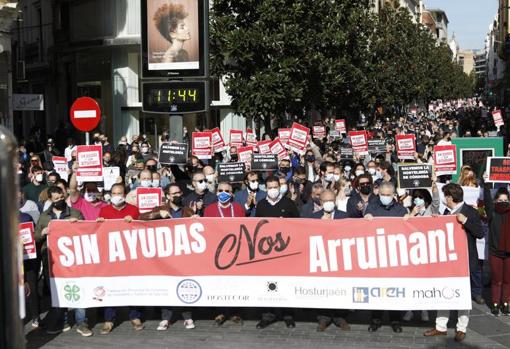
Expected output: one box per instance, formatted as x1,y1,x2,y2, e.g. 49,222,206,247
217,191,232,204
380,195,393,206
414,197,425,207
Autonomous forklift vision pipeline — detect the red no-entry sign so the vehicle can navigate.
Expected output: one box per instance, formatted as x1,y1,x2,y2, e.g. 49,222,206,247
70,97,101,132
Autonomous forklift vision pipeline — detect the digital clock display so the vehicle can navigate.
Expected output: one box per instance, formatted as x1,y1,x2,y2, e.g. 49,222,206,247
142,81,208,114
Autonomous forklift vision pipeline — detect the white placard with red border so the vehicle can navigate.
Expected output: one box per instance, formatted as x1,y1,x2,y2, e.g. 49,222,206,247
136,187,163,214
396,134,416,160
492,110,504,128
19,222,36,260
192,132,212,160
229,130,244,148
335,119,347,134
257,141,271,155
348,131,368,155
278,128,291,145
210,128,228,153
76,145,103,182
52,156,69,182
287,122,309,155
433,145,457,176
270,138,289,160
237,146,254,163
245,129,257,147
313,125,326,139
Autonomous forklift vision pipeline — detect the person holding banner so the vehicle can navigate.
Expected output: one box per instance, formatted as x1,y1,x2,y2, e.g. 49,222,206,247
234,172,267,217
424,183,483,342
364,181,408,333
35,186,92,337
483,180,510,317
97,183,143,334
255,176,299,329
69,165,107,221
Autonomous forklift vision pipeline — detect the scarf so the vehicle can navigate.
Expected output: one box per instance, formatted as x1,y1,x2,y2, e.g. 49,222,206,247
494,203,510,253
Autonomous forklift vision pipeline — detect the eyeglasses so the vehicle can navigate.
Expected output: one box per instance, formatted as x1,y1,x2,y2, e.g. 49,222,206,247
195,179,206,183
218,189,232,193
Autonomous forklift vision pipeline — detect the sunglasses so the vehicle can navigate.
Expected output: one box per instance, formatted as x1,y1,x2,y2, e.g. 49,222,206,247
218,189,232,193
195,179,206,183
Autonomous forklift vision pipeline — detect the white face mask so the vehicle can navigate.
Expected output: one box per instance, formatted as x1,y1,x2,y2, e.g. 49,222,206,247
110,195,125,206
380,195,393,206
35,173,44,183
280,185,288,195
197,181,208,191
325,173,335,182
267,188,280,200
206,174,215,183
368,168,377,175
152,180,160,188
84,192,98,202
249,181,259,191
333,174,341,182
323,201,336,213
355,170,364,177
344,166,352,172
141,180,152,188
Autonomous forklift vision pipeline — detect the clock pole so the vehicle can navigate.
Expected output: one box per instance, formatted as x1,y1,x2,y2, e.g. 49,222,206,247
170,114,184,142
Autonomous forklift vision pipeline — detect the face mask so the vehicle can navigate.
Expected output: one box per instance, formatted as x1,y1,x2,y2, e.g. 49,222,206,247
323,201,336,213
355,170,364,177
35,174,44,183
306,155,315,162
172,195,183,207
368,168,377,175
325,173,335,182
359,184,372,195
414,197,425,207
110,195,125,206
280,167,290,174
141,147,149,154
52,199,67,211
230,154,238,161
344,166,352,172
344,187,352,196
206,174,215,183
147,165,157,172
280,185,288,195
333,174,341,182
397,188,407,197
197,181,208,191
248,181,259,191
141,180,152,188
267,188,280,200
217,191,232,204
380,195,393,206
84,192,98,202
152,180,160,188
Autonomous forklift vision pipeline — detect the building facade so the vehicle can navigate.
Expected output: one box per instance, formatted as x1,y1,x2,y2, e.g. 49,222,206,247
486,14,506,104
372,0,423,23
0,1,18,131
457,50,475,75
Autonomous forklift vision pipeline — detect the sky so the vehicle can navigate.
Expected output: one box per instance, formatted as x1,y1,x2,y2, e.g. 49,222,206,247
424,0,498,50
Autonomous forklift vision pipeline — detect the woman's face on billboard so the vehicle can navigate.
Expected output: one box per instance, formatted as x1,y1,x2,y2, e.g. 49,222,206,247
171,20,191,42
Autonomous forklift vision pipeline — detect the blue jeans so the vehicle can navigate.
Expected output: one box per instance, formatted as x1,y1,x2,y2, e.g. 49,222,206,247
104,307,141,322
471,268,483,298
46,308,87,330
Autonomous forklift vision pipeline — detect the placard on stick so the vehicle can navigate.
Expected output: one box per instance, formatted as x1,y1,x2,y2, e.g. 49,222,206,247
398,164,433,189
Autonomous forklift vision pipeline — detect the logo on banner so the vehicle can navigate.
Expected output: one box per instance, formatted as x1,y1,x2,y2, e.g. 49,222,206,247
93,286,106,302
294,286,347,299
63,283,81,303
177,279,202,304
353,287,369,303
267,281,278,292
412,287,460,300
352,287,405,303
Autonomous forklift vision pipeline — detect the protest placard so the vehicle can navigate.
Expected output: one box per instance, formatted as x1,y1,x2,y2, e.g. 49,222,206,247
398,164,433,189
159,143,188,165
218,162,245,183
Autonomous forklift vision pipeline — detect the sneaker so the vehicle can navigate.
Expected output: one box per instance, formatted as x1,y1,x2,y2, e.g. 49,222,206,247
157,320,169,331
403,311,414,322
391,321,403,333
184,319,195,329
491,303,500,316
421,310,429,322
76,324,93,337
368,319,382,332
214,314,226,326
100,321,114,335
473,295,485,305
31,318,40,328
131,318,144,331
46,328,62,335
230,315,243,324
63,323,71,332
502,303,510,315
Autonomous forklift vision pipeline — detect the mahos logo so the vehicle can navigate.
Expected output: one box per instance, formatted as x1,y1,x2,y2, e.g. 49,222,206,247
176,279,202,304
412,287,461,300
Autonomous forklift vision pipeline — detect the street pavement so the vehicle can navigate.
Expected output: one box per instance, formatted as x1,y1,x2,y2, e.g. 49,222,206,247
24,301,510,349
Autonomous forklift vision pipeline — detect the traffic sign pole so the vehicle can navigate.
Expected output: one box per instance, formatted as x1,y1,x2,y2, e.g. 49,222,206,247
85,132,90,146
70,97,102,139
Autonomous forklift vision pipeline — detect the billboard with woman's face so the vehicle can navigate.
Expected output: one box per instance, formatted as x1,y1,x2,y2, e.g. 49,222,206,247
141,0,207,78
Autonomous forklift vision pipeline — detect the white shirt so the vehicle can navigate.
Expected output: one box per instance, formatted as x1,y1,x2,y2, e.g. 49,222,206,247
64,145,77,162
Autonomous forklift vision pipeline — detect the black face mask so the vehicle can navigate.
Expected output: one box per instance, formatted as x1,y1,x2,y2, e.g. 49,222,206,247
280,167,290,174
147,165,157,172
53,200,67,211
172,196,183,207
306,155,315,162
230,154,238,161
359,184,372,195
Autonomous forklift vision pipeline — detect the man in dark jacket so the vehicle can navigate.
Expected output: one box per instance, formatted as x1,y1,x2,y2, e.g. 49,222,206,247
364,181,408,334
347,174,378,218
424,183,484,343
300,183,324,218
183,171,217,216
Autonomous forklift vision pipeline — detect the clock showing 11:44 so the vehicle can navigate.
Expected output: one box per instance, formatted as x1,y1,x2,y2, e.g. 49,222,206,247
155,89,198,104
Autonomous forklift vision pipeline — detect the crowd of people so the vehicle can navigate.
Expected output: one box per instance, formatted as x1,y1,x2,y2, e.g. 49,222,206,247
18,102,510,343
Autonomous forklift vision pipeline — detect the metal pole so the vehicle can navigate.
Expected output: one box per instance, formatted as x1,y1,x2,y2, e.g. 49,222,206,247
0,126,25,349
85,132,90,146
169,115,183,142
